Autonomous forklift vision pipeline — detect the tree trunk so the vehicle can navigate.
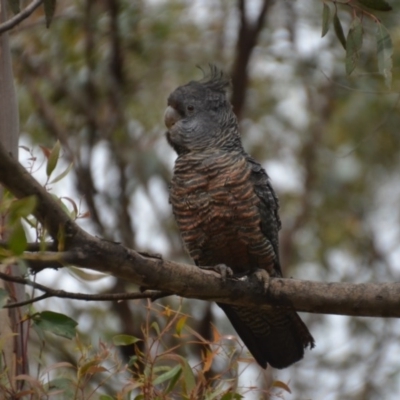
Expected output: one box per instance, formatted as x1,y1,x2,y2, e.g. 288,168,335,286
0,0,29,389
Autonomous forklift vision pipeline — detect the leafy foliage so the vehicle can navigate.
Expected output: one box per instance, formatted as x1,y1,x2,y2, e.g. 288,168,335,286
322,0,394,84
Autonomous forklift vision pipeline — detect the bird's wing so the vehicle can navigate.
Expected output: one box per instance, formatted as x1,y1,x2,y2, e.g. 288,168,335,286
246,155,282,277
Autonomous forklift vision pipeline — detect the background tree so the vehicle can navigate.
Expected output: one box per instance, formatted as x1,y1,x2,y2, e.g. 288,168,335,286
0,0,400,398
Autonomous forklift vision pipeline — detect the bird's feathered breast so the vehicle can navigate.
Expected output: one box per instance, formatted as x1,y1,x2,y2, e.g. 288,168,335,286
169,150,281,276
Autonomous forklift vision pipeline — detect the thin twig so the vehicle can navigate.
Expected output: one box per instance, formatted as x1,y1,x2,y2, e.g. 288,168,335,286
0,271,169,308
0,241,56,252
0,0,43,34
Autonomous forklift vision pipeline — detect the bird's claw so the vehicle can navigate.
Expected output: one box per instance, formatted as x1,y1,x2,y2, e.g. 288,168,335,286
200,263,234,280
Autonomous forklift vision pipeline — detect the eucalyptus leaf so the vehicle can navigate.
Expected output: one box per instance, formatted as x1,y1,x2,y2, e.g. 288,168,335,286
376,23,393,87
333,11,346,50
33,311,77,339
346,17,363,75
46,140,61,178
321,3,330,37
358,0,392,11
44,0,57,28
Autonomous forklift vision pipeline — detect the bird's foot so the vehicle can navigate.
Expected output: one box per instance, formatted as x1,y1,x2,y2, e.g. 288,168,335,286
252,269,270,286
200,263,234,280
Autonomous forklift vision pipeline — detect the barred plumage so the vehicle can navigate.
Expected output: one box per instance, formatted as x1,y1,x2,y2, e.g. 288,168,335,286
165,66,314,369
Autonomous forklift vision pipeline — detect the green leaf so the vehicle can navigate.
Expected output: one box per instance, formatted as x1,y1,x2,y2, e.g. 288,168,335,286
9,196,37,223
49,162,73,184
46,140,61,178
0,288,9,308
321,3,330,37
376,23,393,87
99,396,114,400
46,377,75,397
333,11,346,50
33,311,78,339
113,334,141,346
8,0,20,15
346,17,363,75
153,364,182,386
43,0,57,28
165,365,183,394
151,321,161,336
8,220,27,255
128,355,138,366
181,357,195,395
357,0,392,11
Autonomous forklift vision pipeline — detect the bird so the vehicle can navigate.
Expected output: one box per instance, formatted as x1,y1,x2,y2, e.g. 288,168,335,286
164,65,315,369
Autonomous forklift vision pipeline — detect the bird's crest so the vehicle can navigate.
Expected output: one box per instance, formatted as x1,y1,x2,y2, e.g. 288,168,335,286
197,64,231,94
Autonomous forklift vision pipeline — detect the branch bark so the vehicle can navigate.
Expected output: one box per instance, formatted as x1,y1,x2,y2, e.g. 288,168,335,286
0,141,399,318
231,0,274,119
0,0,43,34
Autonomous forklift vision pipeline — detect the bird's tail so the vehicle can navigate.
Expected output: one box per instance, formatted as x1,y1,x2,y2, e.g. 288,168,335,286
217,303,315,369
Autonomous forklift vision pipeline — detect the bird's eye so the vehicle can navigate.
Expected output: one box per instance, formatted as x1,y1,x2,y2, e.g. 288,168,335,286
187,105,194,112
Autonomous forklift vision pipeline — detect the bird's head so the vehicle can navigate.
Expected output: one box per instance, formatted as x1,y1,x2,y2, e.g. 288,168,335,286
164,65,241,155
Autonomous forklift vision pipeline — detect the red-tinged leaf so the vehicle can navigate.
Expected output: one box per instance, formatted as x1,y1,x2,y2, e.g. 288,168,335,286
346,17,363,75
85,365,107,375
49,162,73,184
60,196,78,218
333,11,346,49
40,362,75,377
272,380,292,393
43,0,57,28
358,0,392,11
202,349,214,373
40,145,51,159
78,359,101,378
79,210,91,219
46,140,61,177
212,325,221,343
321,3,330,37
14,374,42,388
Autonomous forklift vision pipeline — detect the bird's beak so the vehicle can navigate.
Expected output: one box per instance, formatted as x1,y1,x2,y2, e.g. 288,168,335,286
164,106,181,129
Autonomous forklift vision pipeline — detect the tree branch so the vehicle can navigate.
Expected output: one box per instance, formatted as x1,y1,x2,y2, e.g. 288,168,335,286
0,141,399,318
231,0,274,118
0,0,43,34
